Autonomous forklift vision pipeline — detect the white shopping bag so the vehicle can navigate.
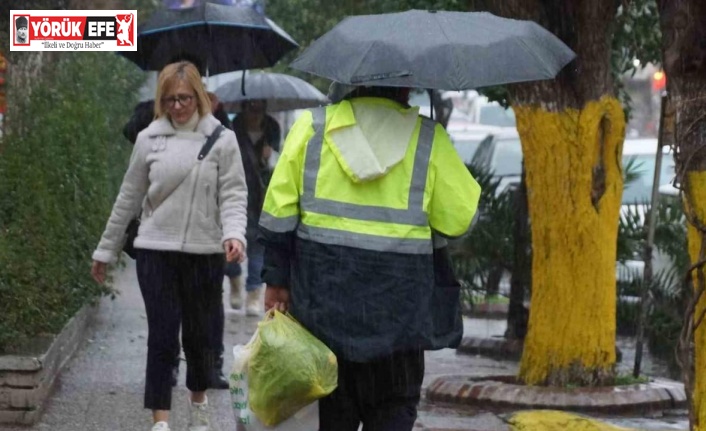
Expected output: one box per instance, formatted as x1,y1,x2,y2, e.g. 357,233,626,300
230,342,319,431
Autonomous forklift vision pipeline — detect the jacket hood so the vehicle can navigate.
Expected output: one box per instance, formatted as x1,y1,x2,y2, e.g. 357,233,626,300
326,98,419,183
143,113,222,138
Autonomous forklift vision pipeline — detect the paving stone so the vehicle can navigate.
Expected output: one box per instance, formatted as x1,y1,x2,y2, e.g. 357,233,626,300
427,374,685,415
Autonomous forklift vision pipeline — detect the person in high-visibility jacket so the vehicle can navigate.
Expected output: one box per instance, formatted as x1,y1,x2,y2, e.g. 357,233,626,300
259,84,481,431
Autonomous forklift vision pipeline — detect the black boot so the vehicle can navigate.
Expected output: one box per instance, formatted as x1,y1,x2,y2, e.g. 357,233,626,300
209,352,229,389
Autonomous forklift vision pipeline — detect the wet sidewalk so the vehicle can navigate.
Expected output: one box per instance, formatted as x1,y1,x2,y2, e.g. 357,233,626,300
0,261,690,430
0,259,248,431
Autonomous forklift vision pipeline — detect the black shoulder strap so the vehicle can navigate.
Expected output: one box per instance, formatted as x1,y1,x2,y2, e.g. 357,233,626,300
198,125,225,160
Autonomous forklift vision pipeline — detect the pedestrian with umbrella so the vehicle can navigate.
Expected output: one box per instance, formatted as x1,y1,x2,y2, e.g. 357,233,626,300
262,80,477,431
115,0,299,401
121,67,235,393
225,98,281,315
213,71,328,313
92,61,248,431
259,10,575,430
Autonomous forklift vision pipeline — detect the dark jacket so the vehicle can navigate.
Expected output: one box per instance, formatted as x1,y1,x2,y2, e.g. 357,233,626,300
123,101,155,144
260,228,463,361
123,101,232,145
212,105,232,131
232,114,280,241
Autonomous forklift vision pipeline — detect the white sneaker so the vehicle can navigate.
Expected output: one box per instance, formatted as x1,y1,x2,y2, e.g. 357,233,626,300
245,287,263,317
188,397,211,431
151,422,170,431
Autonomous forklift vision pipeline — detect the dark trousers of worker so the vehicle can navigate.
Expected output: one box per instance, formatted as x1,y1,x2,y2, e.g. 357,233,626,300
136,249,225,410
319,348,425,431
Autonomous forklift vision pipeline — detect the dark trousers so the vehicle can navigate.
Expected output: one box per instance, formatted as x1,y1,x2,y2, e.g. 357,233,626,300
319,349,425,431
136,250,225,410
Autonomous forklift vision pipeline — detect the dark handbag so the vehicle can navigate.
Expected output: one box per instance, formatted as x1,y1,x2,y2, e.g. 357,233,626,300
123,218,140,259
427,244,464,349
122,125,226,258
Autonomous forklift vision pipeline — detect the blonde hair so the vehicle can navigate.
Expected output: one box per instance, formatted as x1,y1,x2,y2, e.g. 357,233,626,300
154,61,211,119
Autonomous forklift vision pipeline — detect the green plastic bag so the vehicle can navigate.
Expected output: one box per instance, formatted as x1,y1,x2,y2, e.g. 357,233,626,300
248,310,338,427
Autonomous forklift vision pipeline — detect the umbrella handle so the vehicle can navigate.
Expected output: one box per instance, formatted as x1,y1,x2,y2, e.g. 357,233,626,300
241,71,246,96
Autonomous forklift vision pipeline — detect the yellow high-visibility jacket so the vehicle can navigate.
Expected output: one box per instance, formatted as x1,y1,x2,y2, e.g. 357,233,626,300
259,97,480,361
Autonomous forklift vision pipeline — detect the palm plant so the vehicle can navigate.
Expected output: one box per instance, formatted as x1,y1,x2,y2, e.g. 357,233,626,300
450,164,516,309
616,158,688,371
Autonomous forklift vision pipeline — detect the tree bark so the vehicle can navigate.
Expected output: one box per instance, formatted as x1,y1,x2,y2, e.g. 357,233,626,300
658,1,706,429
506,170,531,340
0,1,66,134
486,0,623,386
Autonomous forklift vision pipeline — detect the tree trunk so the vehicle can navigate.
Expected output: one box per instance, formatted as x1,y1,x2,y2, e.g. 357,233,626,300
486,0,623,386
506,170,531,340
515,96,624,386
686,189,706,431
485,263,503,297
658,1,706,429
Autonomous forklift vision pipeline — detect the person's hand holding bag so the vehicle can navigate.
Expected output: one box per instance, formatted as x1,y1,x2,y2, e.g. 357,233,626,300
224,238,245,263
265,285,289,312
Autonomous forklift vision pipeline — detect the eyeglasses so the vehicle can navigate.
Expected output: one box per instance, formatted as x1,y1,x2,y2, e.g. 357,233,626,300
161,94,195,108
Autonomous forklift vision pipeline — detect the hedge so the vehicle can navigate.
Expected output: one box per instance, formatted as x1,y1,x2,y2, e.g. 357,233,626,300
0,52,143,352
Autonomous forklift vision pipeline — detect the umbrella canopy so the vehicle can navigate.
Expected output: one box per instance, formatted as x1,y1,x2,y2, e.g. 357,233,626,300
120,2,298,75
214,72,329,112
290,10,575,90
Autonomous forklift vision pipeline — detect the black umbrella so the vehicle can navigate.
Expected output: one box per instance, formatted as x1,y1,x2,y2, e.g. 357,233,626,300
214,71,329,112
290,10,575,90
120,2,298,75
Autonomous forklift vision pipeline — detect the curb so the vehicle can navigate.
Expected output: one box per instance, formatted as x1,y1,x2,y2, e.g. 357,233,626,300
0,302,98,425
426,374,686,415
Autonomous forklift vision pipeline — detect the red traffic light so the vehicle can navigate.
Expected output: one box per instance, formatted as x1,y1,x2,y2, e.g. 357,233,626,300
652,71,666,91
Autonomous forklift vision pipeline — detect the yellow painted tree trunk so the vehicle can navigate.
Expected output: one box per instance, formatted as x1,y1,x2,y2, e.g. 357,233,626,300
516,97,625,386
686,173,706,431
482,0,624,386
658,1,706,428
508,410,639,431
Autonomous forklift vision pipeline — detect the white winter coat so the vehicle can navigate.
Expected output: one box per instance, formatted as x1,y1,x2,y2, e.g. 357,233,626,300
92,114,248,264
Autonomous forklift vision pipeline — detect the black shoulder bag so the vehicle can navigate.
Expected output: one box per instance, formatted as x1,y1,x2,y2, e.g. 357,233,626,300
123,125,226,258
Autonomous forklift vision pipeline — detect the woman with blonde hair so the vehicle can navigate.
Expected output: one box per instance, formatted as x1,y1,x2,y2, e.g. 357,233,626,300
91,61,248,431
